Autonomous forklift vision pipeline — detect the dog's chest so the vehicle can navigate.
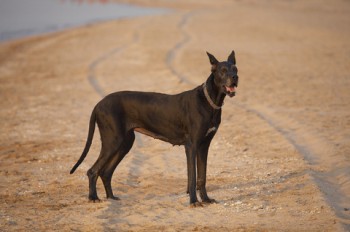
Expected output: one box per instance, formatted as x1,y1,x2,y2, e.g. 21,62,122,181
205,119,220,137
206,126,217,136
204,110,222,137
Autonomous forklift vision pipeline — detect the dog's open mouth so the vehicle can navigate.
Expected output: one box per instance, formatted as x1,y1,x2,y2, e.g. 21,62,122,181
224,85,236,97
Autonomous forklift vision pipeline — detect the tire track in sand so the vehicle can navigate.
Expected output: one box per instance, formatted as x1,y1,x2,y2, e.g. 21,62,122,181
88,13,198,231
166,11,196,86
88,46,124,97
240,104,350,229
86,20,151,192
87,12,197,200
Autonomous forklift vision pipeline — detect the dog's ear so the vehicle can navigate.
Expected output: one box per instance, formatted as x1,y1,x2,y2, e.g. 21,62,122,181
227,50,236,65
207,52,218,72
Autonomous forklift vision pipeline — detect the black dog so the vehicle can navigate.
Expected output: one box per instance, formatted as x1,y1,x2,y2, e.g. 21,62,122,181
70,51,239,207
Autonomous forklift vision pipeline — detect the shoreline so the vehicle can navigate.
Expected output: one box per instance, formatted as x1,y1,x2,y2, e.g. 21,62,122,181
0,0,170,42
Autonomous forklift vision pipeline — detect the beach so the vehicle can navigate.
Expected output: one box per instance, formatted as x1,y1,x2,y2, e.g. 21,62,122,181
0,0,349,231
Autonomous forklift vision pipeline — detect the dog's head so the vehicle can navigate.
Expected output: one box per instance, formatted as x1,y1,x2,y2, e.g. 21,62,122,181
207,51,239,97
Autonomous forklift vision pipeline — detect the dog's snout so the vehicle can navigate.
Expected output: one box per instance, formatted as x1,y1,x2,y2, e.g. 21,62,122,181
225,76,237,88
230,75,238,87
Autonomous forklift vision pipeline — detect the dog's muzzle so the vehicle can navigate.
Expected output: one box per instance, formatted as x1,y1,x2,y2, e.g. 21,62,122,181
224,85,236,97
225,74,238,97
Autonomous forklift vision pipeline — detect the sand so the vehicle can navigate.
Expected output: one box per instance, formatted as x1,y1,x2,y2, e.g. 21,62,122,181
1,0,349,231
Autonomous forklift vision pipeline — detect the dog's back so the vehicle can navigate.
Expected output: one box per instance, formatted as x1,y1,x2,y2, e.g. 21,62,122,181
95,88,202,145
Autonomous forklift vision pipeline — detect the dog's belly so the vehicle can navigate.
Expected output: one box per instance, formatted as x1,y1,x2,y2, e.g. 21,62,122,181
134,127,186,146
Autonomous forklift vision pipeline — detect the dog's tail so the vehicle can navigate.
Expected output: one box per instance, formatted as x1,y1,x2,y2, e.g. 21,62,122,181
70,107,97,174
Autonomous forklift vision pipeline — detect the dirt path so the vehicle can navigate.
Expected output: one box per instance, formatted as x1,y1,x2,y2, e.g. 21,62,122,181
1,0,349,231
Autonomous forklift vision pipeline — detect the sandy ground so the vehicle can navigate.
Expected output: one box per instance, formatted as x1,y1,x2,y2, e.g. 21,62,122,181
1,0,350,231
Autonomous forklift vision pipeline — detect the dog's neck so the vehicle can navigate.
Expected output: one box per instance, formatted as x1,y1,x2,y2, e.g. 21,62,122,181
204,74,226,109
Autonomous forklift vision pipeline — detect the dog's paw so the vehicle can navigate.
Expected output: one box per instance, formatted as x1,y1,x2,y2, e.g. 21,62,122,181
89,198,101,203
88,196,101,203
190,202,203,208
202,198,217,204
107,196,120,201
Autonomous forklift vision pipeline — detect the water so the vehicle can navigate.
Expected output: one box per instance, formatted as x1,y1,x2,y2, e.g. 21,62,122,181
0,0,169,41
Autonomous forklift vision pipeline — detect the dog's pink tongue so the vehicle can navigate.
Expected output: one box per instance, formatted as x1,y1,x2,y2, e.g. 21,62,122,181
226,86,236,93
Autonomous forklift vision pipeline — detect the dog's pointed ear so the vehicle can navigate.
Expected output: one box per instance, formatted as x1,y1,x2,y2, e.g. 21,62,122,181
207,52,218,72
227,50,236,65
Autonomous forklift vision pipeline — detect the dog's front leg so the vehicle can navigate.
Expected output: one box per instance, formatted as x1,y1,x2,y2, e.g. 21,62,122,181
197,141,216,204
185,144,201,207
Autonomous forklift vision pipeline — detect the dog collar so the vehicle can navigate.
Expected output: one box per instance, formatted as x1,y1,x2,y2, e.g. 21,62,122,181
202,82,222,110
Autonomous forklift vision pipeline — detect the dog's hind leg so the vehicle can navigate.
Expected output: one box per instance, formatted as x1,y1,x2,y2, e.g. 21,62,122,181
87,136,123,202
100,131,135,200
87,168,101,202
